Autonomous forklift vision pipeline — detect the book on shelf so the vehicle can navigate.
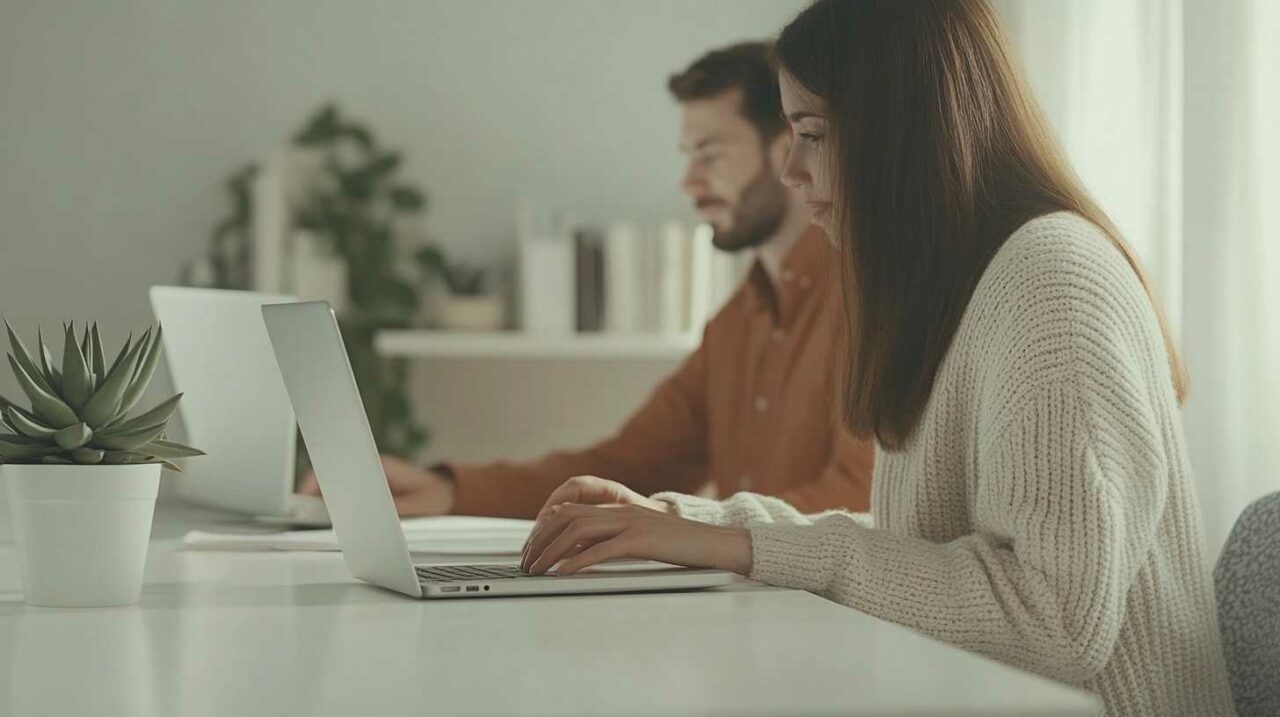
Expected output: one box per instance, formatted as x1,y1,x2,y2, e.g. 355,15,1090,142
573,227,605,332
558,218,747,339
518,199,575,334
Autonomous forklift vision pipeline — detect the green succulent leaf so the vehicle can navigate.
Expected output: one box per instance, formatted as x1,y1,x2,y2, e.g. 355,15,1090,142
106,332,133,377
36,328,60,391
71,447,105,465
79,336,146,429
90,323,107,387
5,318,56,396
118,325,163,417
139,438,205,459
156,458,182,472
42,455,74,465
0,434,61,461
6,406,56,439
97,393,182,438
54,422,93,451
100,451,139,465
61,323,93,412
80,323,91,365
93,422,165,451
7,353,79,428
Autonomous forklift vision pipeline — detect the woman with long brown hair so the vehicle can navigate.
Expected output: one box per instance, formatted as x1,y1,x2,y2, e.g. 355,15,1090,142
520,1,1235,713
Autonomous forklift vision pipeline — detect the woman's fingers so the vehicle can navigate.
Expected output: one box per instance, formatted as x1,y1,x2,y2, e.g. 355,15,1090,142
523,503,589,571
557,536,633,575
523,503,628,571
526,516,624,575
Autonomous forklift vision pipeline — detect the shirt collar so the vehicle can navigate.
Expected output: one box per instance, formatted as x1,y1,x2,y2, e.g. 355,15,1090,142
745,225,833,325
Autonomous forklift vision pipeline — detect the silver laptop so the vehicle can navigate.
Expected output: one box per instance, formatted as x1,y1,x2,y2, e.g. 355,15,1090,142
261,300,736,598
150,287,329,525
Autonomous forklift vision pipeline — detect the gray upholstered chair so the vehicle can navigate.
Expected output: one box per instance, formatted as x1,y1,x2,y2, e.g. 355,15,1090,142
1214,491,1280,716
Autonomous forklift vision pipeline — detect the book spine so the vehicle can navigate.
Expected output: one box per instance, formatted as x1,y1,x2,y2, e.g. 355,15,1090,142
604,222,640,333
518,200,575,334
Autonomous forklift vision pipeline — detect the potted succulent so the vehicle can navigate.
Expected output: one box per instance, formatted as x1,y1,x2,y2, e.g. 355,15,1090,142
414,246,505,331
0,320,204,607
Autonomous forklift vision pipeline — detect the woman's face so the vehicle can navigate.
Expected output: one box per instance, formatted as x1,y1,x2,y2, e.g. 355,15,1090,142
778,71,835,235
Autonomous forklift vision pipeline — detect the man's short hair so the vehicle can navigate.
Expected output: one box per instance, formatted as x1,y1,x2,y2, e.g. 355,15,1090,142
667,41,786,141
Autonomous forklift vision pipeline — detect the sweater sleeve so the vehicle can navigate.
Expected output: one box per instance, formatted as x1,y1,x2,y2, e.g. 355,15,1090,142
746,229,1176,687
653,490,874,529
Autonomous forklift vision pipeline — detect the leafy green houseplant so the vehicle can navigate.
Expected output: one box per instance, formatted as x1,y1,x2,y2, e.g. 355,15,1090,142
0,319,203,608
201,103,430,459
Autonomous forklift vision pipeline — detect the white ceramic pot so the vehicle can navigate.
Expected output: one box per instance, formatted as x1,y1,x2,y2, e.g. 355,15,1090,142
438,294,505,331
2,462,161,607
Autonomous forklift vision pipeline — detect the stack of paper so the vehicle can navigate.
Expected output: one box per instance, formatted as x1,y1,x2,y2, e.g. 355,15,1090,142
182,516,533,556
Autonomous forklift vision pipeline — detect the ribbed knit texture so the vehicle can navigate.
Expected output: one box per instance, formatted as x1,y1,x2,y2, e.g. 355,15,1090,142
655,213,1236,716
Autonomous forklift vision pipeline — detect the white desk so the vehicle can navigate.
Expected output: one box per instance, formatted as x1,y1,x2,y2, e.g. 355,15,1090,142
0,503,1099,716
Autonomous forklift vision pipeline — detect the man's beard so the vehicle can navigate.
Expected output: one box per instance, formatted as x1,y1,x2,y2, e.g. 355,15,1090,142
708,163,789,253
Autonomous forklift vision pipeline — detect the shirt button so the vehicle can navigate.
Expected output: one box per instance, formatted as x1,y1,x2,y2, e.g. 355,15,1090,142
740,474,754,490
772,329,786,343
754,395,770,412
782,269,795,282
798,275,813,289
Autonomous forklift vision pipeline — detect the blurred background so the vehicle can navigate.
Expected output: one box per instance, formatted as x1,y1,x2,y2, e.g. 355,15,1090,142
1,0,1276,552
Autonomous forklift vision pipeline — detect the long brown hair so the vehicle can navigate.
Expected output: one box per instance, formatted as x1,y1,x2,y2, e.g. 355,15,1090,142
776,0,1188,450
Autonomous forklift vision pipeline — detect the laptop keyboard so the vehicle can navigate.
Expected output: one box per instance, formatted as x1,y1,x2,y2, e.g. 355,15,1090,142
416,564,531,582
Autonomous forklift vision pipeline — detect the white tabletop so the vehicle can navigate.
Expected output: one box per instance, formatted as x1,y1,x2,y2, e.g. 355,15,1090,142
0,503,1099,716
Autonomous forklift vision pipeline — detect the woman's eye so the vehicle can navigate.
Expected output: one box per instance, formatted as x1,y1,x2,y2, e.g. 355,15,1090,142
799,133,824,145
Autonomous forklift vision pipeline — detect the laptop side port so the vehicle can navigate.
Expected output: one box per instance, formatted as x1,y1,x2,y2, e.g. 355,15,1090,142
465,585,480,592
441,586,461,593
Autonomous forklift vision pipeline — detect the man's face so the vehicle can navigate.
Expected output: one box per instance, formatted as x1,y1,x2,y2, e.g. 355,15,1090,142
678,89,789,252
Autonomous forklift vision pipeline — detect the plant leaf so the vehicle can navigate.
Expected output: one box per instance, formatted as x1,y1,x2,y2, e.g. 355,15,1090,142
42,455,73,465
79,336,146,429
71,447,104,465
100,451,139,465
54,422,93,451
93,423,165,451
90,323,107,385
7,353,79,428
0,434,61,461
97,393,182,437
389,185,425,211
61,323,93,412
107,332,133,377
80,323,91,367
5,406,56,439
4,317,56,396
118,324,163,417
139,438,205,459
156,458,182,472
37,328,60,391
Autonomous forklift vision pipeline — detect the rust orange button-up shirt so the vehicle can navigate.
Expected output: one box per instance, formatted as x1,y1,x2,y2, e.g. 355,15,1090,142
448,226,874,519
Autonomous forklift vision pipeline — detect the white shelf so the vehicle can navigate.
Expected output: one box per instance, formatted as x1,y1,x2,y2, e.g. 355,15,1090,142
374,330,699,361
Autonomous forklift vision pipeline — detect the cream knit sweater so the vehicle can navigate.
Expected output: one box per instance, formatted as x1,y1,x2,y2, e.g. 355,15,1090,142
656,213,1236,716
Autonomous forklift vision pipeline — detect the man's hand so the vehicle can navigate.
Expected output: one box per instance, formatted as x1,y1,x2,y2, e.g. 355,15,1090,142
298,454,456,517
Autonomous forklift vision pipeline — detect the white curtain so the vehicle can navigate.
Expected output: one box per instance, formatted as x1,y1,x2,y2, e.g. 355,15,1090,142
994,0,1280,554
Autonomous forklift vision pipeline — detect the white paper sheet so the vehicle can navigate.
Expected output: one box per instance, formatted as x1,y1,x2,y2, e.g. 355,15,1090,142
182,516,534,556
